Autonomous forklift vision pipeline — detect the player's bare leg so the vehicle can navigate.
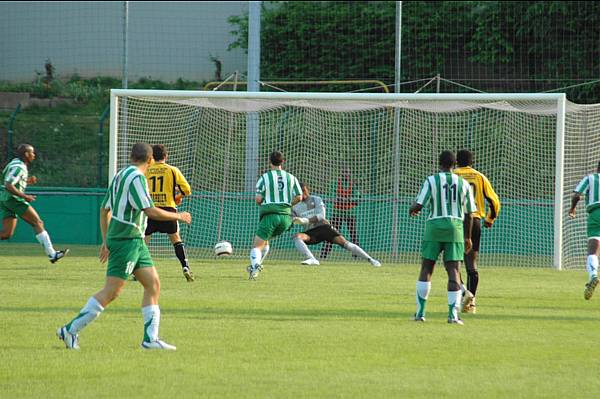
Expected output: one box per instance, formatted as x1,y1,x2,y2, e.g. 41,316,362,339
584,238,600,300
414,259,435,321
20,206,68,262
248,236,267,279
134,267,175,350
333,236,380,267
0,216,17,240
445,261,464,324
294,233,319,265
168,232,194,282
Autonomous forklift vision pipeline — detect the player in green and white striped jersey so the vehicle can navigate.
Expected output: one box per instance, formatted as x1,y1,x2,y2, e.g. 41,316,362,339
57,143,192,351
569,162,600,300
409,150,477,325
0,143,68,263
247,151,302,280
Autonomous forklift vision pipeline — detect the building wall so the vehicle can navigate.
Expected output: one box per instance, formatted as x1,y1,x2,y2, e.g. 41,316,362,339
0,1,248,83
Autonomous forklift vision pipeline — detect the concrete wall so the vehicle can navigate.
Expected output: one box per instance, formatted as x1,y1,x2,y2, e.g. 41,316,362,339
0,1,248,83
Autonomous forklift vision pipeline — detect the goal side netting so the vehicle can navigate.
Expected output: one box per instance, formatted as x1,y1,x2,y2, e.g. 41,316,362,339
109,90,600,269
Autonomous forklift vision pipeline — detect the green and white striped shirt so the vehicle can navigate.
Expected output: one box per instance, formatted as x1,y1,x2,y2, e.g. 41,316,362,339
256,169,302,216
416,172,477,220
0,158,28,201
101,165,154,239
574,173,600,212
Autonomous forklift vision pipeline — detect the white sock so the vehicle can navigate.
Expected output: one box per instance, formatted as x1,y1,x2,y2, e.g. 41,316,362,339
250,248,262,268
142,305,160,343
416,281,431,317
293,237,314,260
262,244,270,260
35,230,56,257
460,283,467,295
448,290,462,320
343,242,371,261
587,255,599,280
65,296,104,334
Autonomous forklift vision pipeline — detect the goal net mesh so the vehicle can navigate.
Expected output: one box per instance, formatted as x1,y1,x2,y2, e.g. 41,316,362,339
112,93,600,268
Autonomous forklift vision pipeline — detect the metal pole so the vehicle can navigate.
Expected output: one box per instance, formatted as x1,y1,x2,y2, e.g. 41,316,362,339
553,94,567,270
245,1,261,192
392,1,402,260
122,1,129,89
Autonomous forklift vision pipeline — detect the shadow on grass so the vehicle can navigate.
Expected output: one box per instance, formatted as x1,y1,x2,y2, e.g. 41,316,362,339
1,306,598,323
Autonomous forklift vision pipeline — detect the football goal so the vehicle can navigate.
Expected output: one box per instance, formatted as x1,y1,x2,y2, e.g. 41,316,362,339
109,89,600,269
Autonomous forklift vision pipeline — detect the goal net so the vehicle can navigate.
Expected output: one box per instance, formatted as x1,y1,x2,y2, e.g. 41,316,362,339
109,90,600,269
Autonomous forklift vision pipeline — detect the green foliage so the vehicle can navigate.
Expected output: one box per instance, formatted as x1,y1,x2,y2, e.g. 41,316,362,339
2,244,600,398
227,1,600,102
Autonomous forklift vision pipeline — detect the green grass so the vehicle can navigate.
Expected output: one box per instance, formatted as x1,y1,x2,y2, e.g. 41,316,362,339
1,243,600,398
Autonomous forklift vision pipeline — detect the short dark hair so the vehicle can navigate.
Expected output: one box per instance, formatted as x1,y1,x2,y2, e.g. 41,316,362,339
152,144,167,161
17,144,34,158
457,149,473,167
130,143,153,163
439,150,456,169
269,151,284,166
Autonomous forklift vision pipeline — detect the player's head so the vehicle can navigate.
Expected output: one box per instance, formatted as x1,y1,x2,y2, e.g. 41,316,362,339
457,149,473,167
300,182,310,199
439,150,456,170
130,143,153,165
17,144,35,163
269,151,284,167
152,144,167,162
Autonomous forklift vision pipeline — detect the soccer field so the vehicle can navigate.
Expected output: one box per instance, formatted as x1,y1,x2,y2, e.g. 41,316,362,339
1,244,600,398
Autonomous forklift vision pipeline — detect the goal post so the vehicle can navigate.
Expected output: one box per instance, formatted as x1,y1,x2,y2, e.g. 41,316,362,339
109,89,588,269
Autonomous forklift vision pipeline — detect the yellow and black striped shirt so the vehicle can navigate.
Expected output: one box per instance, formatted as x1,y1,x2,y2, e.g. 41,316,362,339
453,166,501,223
145,162,191,208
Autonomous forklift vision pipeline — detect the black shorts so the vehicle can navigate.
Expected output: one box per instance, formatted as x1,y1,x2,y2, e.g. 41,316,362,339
304,225,342,245
145,207,178,236
464,217,482,252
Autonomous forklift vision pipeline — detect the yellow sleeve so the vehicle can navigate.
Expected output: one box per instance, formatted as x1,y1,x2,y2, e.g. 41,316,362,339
173,166,191,196
482,175,500,223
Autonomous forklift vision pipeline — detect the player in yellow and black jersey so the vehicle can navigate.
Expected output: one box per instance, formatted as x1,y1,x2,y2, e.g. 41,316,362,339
144,144,194,282
453,149,501,313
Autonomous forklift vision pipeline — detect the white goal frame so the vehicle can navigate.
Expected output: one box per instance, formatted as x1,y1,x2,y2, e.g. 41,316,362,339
109,90,567,269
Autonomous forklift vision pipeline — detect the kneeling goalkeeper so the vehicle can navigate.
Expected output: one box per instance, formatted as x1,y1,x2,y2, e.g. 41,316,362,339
292,182,380,267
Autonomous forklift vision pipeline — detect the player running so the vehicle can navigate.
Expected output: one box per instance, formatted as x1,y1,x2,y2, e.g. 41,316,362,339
144,144,194,282
569,160,600,300
247,151,302,280
0,143,68,263
291,182,380,267
57,143,191,350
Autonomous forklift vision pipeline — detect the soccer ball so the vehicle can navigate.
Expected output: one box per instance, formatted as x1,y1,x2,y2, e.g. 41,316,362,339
214,241,233,256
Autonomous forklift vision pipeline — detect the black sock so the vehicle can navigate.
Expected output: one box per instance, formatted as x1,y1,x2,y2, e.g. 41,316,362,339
467,270,479,296
173,242,189,269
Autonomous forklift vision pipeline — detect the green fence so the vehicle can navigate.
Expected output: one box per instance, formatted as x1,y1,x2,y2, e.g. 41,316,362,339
6,187,105,245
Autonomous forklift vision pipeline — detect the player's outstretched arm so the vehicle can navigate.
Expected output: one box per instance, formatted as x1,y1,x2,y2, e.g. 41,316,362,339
144,206,192,224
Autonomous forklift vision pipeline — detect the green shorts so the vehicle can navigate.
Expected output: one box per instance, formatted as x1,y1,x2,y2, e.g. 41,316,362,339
0,196,30,219
255,213,293,241
106,238,154,280
421,241,465,262
588,208,600,238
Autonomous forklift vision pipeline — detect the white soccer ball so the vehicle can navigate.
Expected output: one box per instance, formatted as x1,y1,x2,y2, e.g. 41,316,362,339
214,241,233,256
